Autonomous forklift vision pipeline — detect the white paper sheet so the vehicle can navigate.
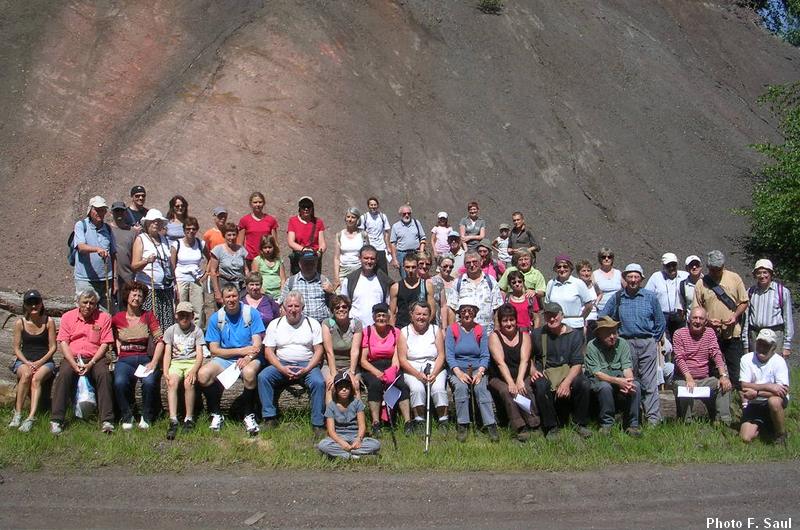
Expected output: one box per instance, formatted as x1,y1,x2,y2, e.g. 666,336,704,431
216,364,241,389
134,364,154,378
677,385,711,398
513,393,532,412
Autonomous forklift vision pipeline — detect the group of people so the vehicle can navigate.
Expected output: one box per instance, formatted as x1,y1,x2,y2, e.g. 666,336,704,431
7,189,793,459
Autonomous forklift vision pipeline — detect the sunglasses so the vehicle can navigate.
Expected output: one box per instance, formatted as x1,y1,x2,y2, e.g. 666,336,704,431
440,264,454,269
555,265,570,270
418,263,431,268
601,255,613,260
334,305,350,310
465,260,480,266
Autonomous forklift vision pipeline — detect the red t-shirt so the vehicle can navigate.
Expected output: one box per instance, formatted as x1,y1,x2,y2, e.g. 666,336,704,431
111,311,163,357
287,215,326,250
238,214,278,260
508,297,537,330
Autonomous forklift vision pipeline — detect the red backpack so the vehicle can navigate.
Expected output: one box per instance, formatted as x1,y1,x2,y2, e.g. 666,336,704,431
450,323,484,345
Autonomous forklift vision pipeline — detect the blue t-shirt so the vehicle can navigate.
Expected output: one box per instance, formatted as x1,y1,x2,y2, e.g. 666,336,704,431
204,304,266,349
73,219,116,282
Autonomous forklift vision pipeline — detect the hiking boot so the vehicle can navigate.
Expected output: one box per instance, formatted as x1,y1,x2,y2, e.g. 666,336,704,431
576,426,593,439
486,424,500,443
50,421,63,435
19,418,34,433
182,418,196,432
101,421,115,434
625,426,643,438
209,414,225,432
404,422,415,436
166,420,179,440
371,423,382,438
545,427,561,440
599,425,613,436
8,411,22,428
261,418,278,430
516,427,531,442
244,414,260,437
138,417,151,430
774,433,788,447
312,426,326,440
457,424,469,443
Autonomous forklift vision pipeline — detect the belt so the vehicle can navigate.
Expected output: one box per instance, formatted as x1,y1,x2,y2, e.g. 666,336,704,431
750,324,784,332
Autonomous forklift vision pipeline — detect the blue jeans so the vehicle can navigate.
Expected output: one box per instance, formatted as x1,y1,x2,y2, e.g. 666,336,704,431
114,355,161,423
257,361,325,427
593,380,641,428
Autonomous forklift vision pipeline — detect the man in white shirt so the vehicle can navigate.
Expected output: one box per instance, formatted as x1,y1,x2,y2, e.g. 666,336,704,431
739,329,790,445
358,197,391,274
340,246,393,327
644,252,689,342
257,291,326,437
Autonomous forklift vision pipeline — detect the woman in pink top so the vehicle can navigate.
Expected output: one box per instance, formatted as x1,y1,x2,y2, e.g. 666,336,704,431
287,196,327,274
237,191,278,264
359,303,411,435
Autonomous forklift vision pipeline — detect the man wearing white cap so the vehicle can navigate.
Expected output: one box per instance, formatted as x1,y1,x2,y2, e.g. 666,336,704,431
645,252,689,342
678,255,703,316
72,196,116,311
743,259,793,358
599,263,666,425
739,329,790,444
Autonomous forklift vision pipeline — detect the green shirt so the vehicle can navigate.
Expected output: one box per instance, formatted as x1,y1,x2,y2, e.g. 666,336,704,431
584,337,632,379
498,266,546,293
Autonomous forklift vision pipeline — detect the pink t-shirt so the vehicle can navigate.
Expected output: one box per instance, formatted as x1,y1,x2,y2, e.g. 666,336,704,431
287,215,326,250
238,214,278,260
57,308,114,360
361,325,398,362
508,297,536,330
431,226,451,255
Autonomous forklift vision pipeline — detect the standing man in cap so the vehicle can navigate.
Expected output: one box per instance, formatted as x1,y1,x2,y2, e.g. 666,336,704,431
743,259,793,359
279,249,334,322
73,196,116,311
508,211,541,258
358,197,392,274
531,302,593,439
127,185,148,229
389,205,426,279
645,252,689,342
599,263,666,425
447,230,466,272
679,255,703,317
739,329,790,444
692,250,749,391
110,201,136,311
584,316,642,436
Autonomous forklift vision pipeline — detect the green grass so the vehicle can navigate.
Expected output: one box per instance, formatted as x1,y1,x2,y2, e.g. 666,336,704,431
2,370,799,473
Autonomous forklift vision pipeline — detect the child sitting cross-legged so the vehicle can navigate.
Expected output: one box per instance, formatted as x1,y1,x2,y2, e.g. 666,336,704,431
317,370,381,459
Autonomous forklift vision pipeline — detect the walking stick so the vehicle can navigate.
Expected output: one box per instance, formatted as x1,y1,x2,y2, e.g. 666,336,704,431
467,363,476,432
149,261,157,313
385,401,398,450
103,254,112,313
424,363,432,453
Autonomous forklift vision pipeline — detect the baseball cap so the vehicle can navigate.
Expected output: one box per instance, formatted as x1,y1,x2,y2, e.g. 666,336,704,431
499,223,510,230
88,196,108,211
661,252,678,265
437,211,448,219
542,301,563,314
130,185,146,196
685,255,701,267
372,302,390,315
110,201,127,211
175,301,195,314
333,370,353,387
23,290,42,304
212,206,227,216
752,258,774,273
623,263,644,276
756,328,778,345
298,196,314,207
476,239,492,251
447,230,461,239
299,249,317,261
142,209,167,222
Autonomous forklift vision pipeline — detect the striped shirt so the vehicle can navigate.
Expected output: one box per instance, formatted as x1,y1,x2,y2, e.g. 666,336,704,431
743,282,794,350
673,327,726,379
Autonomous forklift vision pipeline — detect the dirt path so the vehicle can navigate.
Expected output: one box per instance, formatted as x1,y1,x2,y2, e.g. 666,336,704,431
1,463,798,528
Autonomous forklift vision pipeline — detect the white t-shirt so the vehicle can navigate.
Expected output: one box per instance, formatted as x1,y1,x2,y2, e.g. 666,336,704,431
739,352,790,406
359,212,390,251
265,316,323,364
645,270,690,313
545,276,593,329
341,274,387,327
338,230,365,270
592,268,623,312
171,239,204,283
403,324,439,363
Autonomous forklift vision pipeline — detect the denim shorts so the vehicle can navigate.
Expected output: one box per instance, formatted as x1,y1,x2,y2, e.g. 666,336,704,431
11,359,55,375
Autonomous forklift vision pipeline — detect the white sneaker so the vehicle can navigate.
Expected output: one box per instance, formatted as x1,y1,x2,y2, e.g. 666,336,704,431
122,422,134,431
244,414,260,436
209,414,224,432
50,421,62,435
101,421,115,434
8,412,22,428
19,418,34,433
138,417,151,430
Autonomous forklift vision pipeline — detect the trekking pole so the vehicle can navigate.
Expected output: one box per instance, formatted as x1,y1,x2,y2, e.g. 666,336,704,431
467,363,476,432
386,401,398,450
424,363,432,453
149,261,157,313
104,254,112,313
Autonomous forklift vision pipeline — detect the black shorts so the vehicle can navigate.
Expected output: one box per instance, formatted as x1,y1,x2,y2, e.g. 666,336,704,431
741,398,788,430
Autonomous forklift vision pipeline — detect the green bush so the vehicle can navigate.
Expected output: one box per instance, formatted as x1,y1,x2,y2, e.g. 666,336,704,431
746,82,800,282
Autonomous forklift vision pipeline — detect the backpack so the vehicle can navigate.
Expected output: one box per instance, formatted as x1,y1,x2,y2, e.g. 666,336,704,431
216,303,253,332
360,213,387,235
67,219,91,267
450,323,484,345
455,273,494,295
